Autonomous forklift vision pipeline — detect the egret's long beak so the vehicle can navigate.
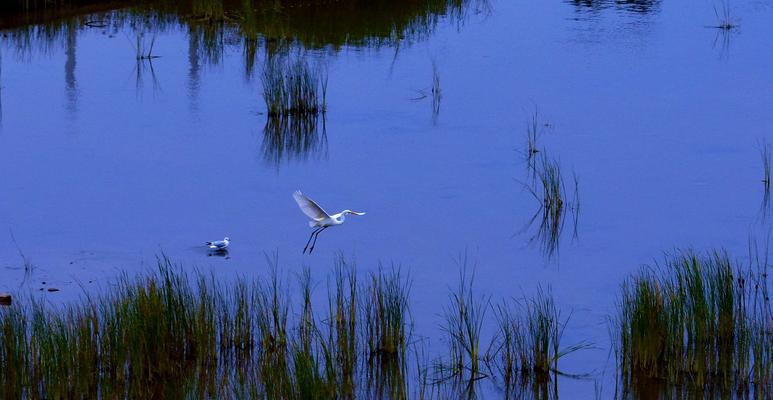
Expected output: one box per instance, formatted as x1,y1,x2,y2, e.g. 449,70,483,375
350,211,366,216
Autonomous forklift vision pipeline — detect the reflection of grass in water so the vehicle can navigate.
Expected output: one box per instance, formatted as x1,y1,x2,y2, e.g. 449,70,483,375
2,0,485,69
261,55,326,117
261,113,327,165
615,249,772,396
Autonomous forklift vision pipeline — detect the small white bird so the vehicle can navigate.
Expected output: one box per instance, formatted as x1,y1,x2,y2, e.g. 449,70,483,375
205,237,230,251
293,190,365,254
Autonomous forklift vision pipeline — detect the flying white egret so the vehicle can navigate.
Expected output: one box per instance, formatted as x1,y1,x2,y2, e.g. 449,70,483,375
293,190,365,254
205,237,230,251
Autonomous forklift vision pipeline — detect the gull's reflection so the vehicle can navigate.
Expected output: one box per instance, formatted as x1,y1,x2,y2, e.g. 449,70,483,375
207,249,230,259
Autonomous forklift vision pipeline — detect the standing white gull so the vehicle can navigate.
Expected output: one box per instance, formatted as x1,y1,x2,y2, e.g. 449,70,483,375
293,190,365,254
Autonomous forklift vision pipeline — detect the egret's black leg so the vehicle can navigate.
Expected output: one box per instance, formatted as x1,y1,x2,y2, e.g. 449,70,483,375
308,227,327,254
303,228,321,254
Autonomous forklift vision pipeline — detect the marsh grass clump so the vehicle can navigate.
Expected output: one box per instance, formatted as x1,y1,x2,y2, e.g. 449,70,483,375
489,288,590,398
262,55,327,118
364,266,412,398
616,249,772,395
323,259,358,397
435,258,489,384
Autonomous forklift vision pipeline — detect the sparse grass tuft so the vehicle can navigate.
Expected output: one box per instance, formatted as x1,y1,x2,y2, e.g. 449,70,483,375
132,32,159,60
523,153,573,258
489,287,590,398
431,61,441,119
712,0,738,30
761,139,771,187
526,109,541,166
436,255,489,383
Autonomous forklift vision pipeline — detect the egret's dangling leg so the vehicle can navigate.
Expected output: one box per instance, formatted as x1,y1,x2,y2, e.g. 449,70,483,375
303,227,322,254
308,227,327,254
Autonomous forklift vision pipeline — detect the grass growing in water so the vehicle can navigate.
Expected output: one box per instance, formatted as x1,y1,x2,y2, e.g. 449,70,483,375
522,152,579,258
761,139,771,188
261,55,327,118
436,262,489,384
132,32,159,60
364,265,412,399
712,0,738,30
525,108,541,168
431,61,441,119
489,287,590,399
760,139,771,219
615,249,772,396
0,255,420,399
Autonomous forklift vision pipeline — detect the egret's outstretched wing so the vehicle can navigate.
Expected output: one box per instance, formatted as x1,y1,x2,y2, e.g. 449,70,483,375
293,190,329,221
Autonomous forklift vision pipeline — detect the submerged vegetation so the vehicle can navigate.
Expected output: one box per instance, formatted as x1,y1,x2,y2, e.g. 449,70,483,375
615,249,772,397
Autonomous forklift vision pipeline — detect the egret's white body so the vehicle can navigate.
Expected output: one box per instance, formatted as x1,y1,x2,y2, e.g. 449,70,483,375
206,237,230,250
293,191,365,253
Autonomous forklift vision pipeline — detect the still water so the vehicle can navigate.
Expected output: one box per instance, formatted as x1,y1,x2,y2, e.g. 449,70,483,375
1,0,772,396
